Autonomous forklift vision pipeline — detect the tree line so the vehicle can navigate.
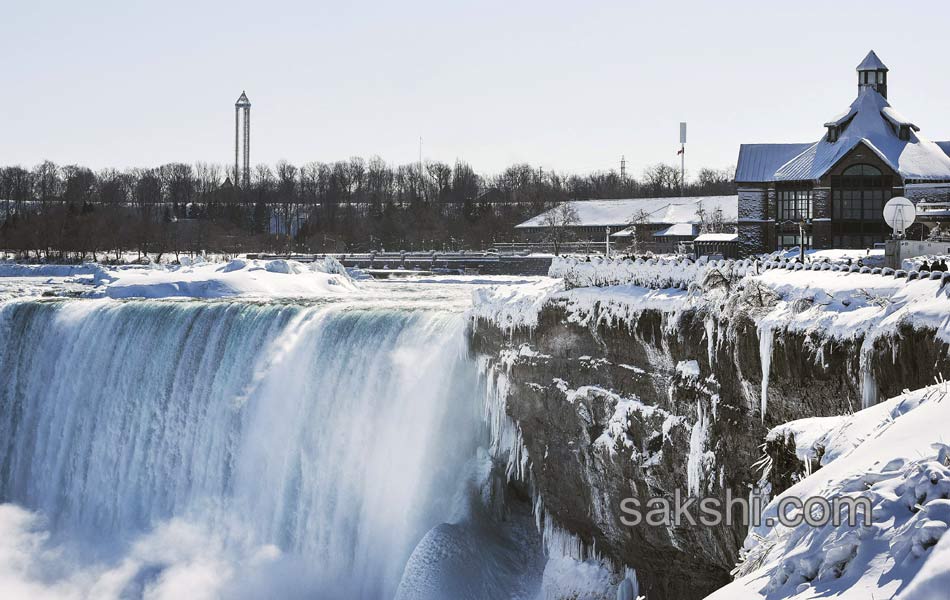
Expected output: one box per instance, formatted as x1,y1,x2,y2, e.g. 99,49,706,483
0,158,735,260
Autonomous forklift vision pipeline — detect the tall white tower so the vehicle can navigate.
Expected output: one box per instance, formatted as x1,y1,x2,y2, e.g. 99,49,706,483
234,91,251,187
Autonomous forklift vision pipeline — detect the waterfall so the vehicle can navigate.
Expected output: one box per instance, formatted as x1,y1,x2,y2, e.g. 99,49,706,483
0,298,492,599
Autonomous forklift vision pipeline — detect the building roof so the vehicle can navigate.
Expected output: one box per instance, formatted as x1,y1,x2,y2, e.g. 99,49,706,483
856,50,888,72
737,88,950,183
694,233,739,243
652,223,698,237
735,144,812,182
775,88,950,182
515,195,738,229
936,141,950,158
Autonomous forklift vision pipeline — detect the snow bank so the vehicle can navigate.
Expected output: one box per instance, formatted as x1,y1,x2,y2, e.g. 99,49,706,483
0,263,98,278
712,383,950,600
536,255,950,350
0,262,116,283
751,268,950,344
767,247,884,266
902,254,950,272
554,284,688,329
470,278,564,331
85,257,358,299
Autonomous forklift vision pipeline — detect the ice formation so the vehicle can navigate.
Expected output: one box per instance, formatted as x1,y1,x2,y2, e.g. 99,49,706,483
758,324,774,420
686,400,713,496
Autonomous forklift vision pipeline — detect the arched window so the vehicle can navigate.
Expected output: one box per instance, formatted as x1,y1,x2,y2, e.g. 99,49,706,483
842,164,882,177
832,163,891,222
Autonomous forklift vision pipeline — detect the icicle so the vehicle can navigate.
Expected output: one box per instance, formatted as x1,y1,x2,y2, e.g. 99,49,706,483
687,400,710,496
617,568,641,600
758,324,774,420
861,366,879,409
705,316,716,367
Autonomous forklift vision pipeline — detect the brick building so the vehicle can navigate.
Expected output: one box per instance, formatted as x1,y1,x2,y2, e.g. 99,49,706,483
735,51,950,255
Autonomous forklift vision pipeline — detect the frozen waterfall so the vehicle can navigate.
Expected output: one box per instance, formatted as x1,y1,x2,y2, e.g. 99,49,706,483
0,298,517,599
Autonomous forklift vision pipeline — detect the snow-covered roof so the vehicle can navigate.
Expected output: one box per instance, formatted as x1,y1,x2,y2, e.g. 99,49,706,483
776,89,950,181
738,88,950,183
880,106,918,132
856,50,887,71
652,223,698,237
936,141,950,158
735,144,812,182
515,196,738,229
694,233,738,243
823,108,857,129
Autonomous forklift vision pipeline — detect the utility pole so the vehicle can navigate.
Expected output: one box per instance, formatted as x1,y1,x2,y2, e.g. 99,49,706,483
679,122,687,196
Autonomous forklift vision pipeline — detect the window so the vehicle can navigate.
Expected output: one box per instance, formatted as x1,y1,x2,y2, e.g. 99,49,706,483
777,189,812,221
832,164,891,221
833,234,885,249
779,234,812,248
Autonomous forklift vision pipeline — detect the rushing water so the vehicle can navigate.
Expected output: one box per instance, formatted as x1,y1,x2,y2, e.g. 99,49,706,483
0,292,538,599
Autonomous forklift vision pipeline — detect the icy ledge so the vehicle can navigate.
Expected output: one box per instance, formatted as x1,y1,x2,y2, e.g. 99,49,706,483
709,384,950,600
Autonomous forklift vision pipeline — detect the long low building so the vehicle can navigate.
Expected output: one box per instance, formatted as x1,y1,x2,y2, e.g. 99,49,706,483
515,195,738,253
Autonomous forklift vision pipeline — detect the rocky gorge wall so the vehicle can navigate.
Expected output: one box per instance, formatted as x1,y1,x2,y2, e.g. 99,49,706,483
470,291,950,599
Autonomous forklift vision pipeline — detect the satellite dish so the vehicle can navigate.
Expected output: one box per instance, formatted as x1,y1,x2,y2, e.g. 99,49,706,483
883,197,916,236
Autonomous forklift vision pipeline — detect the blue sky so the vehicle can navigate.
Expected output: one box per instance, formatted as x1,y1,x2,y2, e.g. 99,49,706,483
2,0,948,178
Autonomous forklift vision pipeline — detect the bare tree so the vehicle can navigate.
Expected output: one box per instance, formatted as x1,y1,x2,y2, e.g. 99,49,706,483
625,208,651,254
642,163,681,197
540,202,580,256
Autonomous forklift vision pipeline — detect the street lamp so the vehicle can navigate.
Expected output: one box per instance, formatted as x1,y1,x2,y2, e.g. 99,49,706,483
775,219,812,262
605,227,611,257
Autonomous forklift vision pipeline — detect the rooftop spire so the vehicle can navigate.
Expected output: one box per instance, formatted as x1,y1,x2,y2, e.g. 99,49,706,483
856,50,888,72
235,91,251,107
856,51,888,98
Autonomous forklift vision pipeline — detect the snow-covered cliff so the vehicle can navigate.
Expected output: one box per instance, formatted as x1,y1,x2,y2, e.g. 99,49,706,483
471,257,950,599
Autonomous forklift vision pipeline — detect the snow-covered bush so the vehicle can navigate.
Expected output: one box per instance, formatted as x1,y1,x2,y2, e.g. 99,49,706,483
549,256,757,291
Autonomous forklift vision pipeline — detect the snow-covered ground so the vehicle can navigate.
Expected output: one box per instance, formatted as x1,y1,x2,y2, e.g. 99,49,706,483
0,258,358,300
768,247,884,265
89,257,359,299
709,384,950,600
0,259,562,306
753,267,950,344
478,254,950,346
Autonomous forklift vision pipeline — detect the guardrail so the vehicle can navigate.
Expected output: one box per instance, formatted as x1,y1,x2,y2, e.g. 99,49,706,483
550,255,950,290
